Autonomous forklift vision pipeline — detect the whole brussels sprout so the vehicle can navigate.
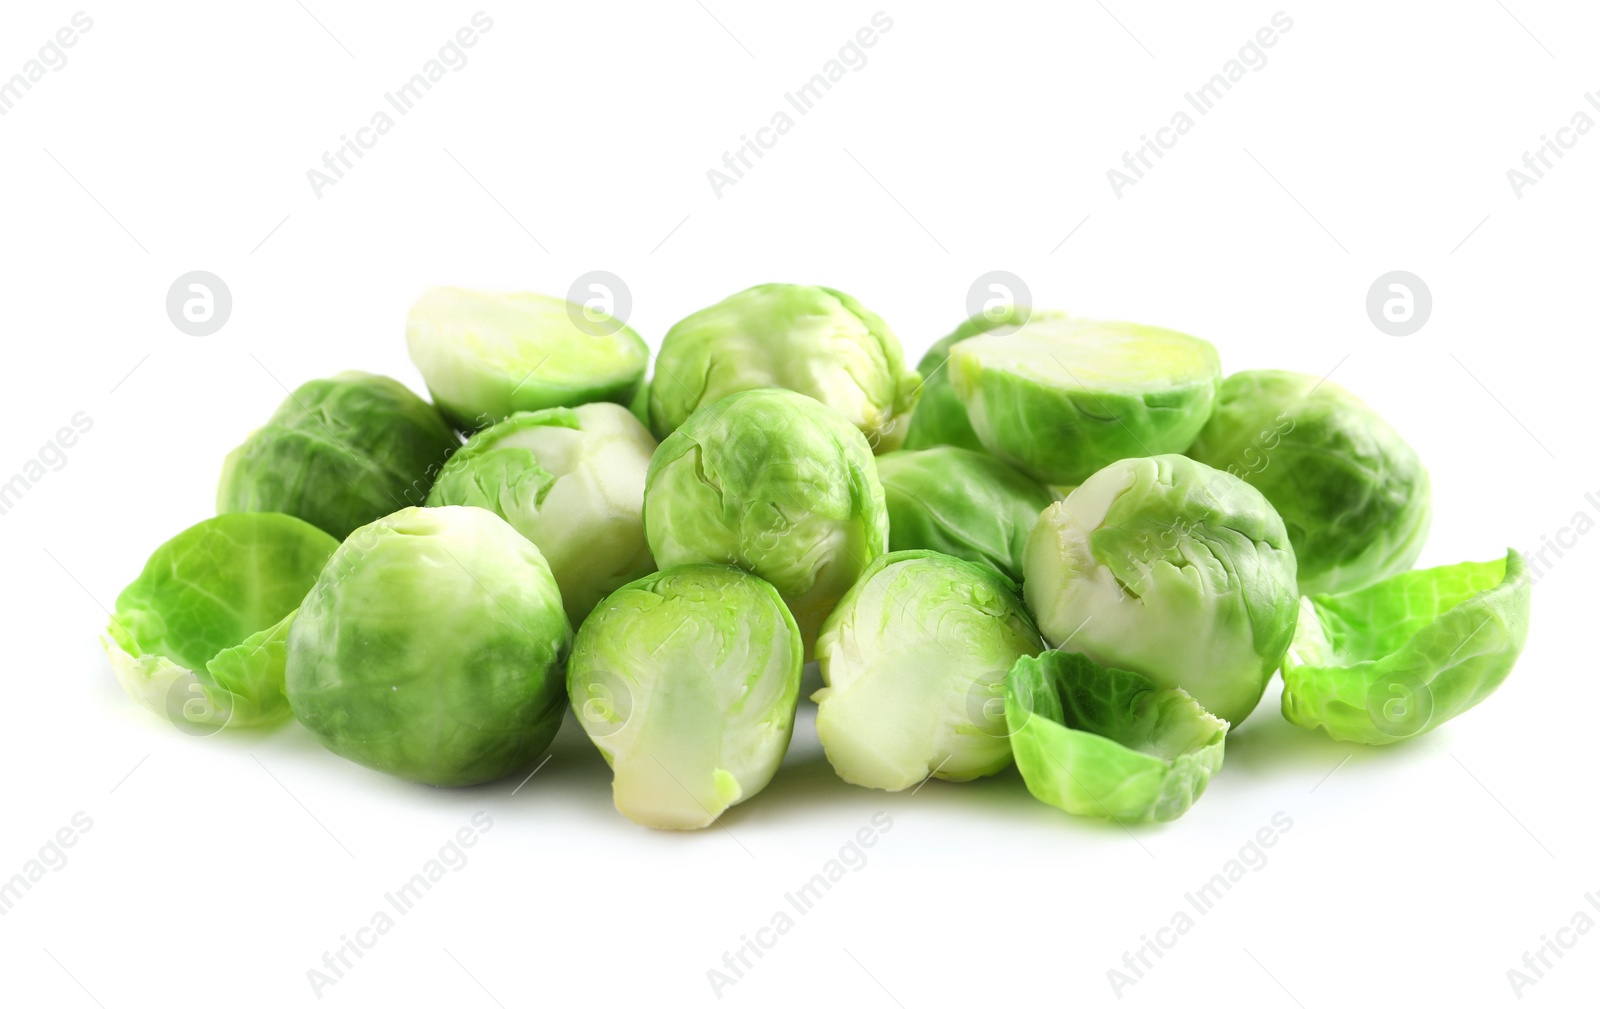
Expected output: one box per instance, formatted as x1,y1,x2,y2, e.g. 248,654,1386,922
104,513,338,730
1188,370,1431,595
406,287,649,430
287,506,572,786
902,307,1059,452
876,446,1053,584
950,316,1222,486
1023,455,1299,727
644,388,888,653
426,402,656,624
813,551,1044,791
648,283,920,452
218,371,460,540
569,565,802,830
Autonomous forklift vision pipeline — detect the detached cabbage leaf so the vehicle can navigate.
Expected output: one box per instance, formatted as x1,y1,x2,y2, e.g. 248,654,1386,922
1006,650,1227,823
1280,550,1531,744
104,513,339,730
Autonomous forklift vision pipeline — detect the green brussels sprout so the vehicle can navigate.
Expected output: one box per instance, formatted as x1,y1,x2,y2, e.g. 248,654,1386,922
876,446,1053,584
644,388,888,652
949,316,1222,486
217,371,459,541
813,551,1043,791
1281,550,1531,744
1188,370,1431,595
648,283,920,452
568,565,802,829
902,307,1061,452
426,403,656,624
406,287,649,429
627,374,651,428
104,514,339,731
1006,651,1227,823
287,506,571,786
1023,455,1299,727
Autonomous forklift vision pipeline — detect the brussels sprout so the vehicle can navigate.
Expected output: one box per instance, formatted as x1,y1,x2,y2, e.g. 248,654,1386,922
569,565,802,829
217,371,459,541
1188,370,1431,595
644,388,888,652
876,446,1053,583
648,283,920,452
406,287,649,429
1023,455,1299,727
813,551,1043,791
1281,550,1530,744
949,316,1222,486
1006,651,1227,823
627,374,651,428
287,506,571,786
104,514,339,731
426,403,655,624
902,308,1045,452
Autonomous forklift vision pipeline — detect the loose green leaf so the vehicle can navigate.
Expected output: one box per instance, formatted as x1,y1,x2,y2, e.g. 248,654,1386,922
1280,550,1531,744
104,513,339,730
1006,650,1227,823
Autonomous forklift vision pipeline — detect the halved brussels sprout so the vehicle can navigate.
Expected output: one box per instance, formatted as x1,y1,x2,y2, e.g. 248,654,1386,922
406,287,649,430
648,283,920,451
426,402,656,624
1006,650,1227,823
1023,455,1299,727
1281,550,1531,744
104,513,338,731
876,446,1053,584
950,316,1222,485
287,506,571,786
217,370,459,541
902,308,1055,452
1188,369,1431,596
569,565,802,829
813,551,1044,791
644,388,888,652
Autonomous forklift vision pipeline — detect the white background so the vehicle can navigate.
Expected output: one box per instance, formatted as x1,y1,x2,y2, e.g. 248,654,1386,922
1,1,1595,1006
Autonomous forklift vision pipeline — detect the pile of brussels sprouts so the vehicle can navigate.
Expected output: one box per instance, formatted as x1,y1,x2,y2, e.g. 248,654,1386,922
104,283,1531,828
